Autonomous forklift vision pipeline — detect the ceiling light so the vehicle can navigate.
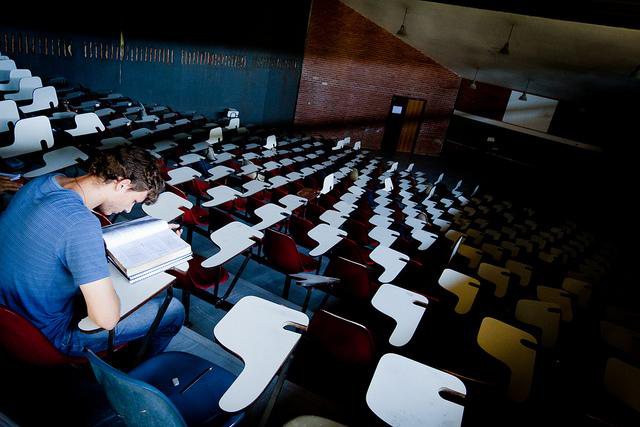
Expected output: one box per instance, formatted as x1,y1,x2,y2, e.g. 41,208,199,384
397,8,408,36
470,68,479,90
499,24,515,55
519,79,530,101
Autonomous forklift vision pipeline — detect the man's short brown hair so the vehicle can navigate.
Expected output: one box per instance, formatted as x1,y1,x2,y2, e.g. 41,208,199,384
87,147,164,204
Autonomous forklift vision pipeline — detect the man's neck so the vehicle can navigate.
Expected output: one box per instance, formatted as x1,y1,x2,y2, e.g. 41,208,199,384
57,175,104,210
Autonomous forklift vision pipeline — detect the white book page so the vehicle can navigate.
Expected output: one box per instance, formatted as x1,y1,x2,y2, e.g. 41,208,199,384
102,216,168,249
109,230,190,273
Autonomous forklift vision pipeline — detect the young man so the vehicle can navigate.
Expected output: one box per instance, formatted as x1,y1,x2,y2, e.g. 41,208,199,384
0,147,184,358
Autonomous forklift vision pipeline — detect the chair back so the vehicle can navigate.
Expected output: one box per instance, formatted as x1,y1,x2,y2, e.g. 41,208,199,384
325,256,376,302
0,305,83,366
289,214,317,249
188,255,228,289
307,310,375,366
263,229,304,273
85,349,187,427
334,238,368,265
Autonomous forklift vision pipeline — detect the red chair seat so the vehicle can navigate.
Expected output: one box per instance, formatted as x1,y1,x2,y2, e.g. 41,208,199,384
300,253,320,272
0,305,123,366
180,206,208,227
168,255,228,291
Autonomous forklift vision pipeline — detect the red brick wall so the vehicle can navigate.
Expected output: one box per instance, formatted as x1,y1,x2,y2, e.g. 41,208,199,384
455,78,512,121
294,0,460,155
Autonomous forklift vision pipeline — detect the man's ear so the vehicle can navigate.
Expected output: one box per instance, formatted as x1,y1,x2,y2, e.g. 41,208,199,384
117,178,132,192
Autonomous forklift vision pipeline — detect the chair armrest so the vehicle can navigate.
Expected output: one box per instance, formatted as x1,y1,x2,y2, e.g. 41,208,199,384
290,273,340,289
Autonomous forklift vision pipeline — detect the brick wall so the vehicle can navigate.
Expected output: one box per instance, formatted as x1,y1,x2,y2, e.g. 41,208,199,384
294,0,460,155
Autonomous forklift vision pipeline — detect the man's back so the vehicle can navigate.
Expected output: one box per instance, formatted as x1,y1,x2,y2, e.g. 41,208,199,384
0,174,109,349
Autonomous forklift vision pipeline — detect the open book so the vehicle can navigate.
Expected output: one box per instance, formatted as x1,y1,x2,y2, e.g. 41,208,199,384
102,216,192,283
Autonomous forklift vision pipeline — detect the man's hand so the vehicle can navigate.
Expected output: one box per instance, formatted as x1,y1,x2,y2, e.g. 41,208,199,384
168,223,183,238
0,176,23,194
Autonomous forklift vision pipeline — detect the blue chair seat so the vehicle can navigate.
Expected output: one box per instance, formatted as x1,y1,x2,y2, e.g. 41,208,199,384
129,352,240,426
86,349,244,427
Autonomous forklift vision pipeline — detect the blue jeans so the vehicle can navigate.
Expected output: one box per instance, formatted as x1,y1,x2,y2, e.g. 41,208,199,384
60,294,185,358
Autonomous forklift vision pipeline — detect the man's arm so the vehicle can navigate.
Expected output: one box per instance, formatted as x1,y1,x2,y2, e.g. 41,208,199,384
79,277,121,331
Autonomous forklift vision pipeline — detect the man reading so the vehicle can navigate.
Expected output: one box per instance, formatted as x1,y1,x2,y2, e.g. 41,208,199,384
0,147,184,358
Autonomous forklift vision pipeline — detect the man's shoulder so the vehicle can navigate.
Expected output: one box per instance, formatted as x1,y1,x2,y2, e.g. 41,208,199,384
23,176,99,231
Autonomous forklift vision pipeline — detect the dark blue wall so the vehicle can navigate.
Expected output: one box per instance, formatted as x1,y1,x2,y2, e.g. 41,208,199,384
1,2,310,125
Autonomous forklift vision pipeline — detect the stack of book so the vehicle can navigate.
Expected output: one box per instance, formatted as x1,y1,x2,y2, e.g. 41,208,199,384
102,216,192,283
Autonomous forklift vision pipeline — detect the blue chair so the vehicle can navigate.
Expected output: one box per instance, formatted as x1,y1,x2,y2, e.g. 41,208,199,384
85,349,244,426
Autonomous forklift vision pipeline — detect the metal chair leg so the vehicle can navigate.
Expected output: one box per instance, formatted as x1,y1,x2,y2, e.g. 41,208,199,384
181,289,191,326
283,275,292,299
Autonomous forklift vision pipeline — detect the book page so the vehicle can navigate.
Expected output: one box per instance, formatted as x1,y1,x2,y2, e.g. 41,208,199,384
102,216,168,249
108,229,190,275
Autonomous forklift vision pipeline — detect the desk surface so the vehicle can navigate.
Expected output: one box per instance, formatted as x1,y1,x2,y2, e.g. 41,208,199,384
374,195,391,207
319,209,348,229
348,188,366,197
24,147,89,178
308,223,347,257
278,194,307,212
207,165,235,182
142,191,193,222
411,229,438,251
212,152,235,164
340,192,361,205
252,203,291,231
374,205,394,217
214,296,309,412
371,284,428,347
333,200,356,214
262,161,281,171
179,153,204,166
368,226,399,247
299,167,316,177
221,143,238,152
268,175,289,189
166,167,201,185
405,217,426,231
152,140,178,153
202,185,241,208
237,163,260,177
202,222,263,268
369,214,393,228
367,353,466,427
241,180,270,197
369,246,410,283
286,172,303,182
79,264,175,332
438,269,481,315
243,152,261,161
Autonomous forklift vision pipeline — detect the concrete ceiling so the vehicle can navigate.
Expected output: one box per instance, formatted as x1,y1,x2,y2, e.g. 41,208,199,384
340,0,640,103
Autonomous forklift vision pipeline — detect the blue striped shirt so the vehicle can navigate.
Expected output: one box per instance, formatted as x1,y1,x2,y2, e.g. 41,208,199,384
0,174,110,349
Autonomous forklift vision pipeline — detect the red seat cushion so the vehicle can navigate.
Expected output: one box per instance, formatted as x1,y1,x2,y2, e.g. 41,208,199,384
300,253,320,272
180,206,208,226
168,255,229,291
